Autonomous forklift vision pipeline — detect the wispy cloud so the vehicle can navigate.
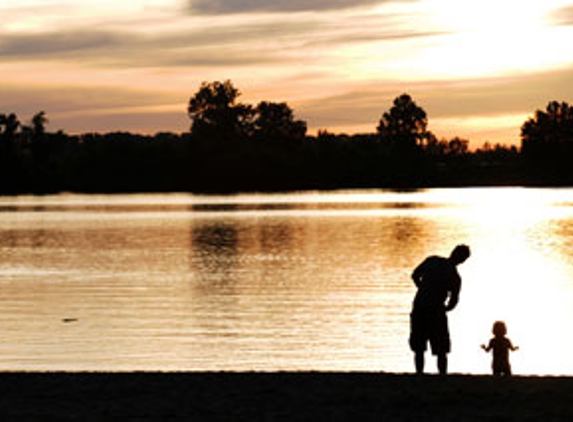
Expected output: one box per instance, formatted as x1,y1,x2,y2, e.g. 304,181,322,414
0,30,129,57
551,5,573,25
0,82,187,133
0,10,434,68
0,83,177,115
187,0,400,14
1,0,572,145
297,68,573,135
0,27,287,67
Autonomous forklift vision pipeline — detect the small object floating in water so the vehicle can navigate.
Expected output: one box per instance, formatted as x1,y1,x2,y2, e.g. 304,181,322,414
62,318,79,323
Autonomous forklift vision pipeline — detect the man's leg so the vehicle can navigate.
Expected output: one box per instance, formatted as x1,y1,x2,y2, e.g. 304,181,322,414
435,311,450,375
415,351,424,374
437,353,447,375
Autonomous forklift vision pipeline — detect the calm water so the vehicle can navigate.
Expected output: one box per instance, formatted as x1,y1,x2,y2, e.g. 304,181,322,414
0,188,572,375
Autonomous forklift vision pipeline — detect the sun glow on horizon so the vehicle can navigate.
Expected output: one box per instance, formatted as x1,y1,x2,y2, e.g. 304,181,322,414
405,0,573,78
447,188,573,375
1,0,573,141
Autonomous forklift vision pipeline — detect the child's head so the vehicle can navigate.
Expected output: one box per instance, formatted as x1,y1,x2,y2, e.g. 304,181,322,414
492,321,507,337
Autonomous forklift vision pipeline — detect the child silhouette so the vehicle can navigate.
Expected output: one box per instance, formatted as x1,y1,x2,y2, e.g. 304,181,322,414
481,321,518,376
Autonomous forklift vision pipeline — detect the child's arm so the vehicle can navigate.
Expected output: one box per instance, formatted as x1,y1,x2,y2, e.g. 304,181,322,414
481,338,494,351
508,339,519,351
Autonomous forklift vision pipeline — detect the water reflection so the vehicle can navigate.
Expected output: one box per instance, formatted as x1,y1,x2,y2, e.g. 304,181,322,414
0,189,572,374
191,223,239,283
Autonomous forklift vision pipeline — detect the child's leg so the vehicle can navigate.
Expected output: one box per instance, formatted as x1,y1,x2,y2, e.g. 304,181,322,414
504,363,512,376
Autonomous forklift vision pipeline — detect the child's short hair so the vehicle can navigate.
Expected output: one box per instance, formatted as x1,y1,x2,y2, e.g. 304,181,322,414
493,321,507,337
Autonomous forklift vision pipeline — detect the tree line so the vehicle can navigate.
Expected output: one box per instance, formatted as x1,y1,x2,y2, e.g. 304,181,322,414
0,80,571,194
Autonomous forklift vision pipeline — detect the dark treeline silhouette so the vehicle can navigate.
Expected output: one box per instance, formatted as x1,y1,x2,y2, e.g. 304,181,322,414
1,80,571,194
521,101,573,185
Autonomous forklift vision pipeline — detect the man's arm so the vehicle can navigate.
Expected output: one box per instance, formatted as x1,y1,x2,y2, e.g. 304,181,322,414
411,259,427,287
444,272,461,311
445,293,458,311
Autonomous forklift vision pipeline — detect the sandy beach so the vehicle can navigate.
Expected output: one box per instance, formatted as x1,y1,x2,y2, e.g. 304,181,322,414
0,372,572,420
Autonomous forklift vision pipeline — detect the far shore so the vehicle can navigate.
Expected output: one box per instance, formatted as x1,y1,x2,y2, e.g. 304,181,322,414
1,371,573,420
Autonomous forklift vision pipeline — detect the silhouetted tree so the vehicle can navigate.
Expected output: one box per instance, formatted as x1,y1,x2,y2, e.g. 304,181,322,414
187,80,253,142
0,113,20,142
421,132,444,156
32,111,48,137
376,94,432,185
0,113,23,192
0,88,560,193
445,137,469,156
522,101,573,149
27,111,51,191
253,101,307,144
377,94,429,154
521,101,573,183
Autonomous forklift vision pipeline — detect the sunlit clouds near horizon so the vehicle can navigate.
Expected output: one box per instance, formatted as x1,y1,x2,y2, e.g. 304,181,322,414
1,0,573,146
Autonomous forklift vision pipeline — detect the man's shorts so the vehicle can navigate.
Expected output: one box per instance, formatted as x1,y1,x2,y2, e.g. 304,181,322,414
409,307,450,355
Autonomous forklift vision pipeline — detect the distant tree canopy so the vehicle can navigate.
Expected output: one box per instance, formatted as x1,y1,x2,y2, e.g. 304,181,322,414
522,101,573,148
31,111,48,137
0,113,20,142
187,80,307,145
253,101,307,144
377,93,430,155
521,101,573,183
2,81,570,194
187,80,253,142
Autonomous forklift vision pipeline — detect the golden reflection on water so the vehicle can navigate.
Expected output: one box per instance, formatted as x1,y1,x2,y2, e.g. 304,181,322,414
449,189,573,375
0,189,572,374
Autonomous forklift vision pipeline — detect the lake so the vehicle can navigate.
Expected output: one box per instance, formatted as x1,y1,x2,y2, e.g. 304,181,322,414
0,188,572,375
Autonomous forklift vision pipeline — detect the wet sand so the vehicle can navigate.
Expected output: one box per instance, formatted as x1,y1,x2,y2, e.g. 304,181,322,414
1,372,572,420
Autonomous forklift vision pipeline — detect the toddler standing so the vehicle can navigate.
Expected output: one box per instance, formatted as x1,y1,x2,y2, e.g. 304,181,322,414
481,321,518,376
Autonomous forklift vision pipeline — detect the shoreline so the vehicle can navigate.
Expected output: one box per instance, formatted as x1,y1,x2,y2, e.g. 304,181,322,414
1,372,573,420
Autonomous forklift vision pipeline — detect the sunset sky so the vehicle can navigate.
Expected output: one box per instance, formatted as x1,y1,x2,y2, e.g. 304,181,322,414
2,0,573,147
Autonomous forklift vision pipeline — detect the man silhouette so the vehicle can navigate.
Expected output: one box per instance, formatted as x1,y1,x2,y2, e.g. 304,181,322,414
409,244,470,375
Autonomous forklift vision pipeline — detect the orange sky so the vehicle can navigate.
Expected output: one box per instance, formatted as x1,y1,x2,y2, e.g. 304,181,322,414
1,0,573,147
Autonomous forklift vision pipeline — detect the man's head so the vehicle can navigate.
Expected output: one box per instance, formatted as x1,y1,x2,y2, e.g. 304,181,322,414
449,244,470,265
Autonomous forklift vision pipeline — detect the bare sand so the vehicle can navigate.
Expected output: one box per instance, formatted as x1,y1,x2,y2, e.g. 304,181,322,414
0,372,572,420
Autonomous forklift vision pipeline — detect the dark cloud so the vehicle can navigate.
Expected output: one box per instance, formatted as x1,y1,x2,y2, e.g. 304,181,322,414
188,0,395,14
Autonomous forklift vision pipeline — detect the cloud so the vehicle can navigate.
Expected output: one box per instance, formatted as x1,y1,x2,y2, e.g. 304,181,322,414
0,83,178,116
0,12,432,69
0,30,128,57
551,5,573,26
297,67,573,135
188,0,398,14
3,67,573,141
58,109,189,135
0,28,285,67
421,69,573,119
